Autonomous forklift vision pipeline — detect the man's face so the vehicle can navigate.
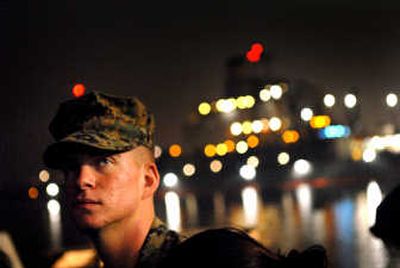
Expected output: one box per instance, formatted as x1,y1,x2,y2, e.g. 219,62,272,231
62,148,149,231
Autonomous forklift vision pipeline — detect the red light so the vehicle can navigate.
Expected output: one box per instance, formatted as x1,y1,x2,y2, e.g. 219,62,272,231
251,43,264,54
246,42,264,63
246,50,261,63
72,84,86,98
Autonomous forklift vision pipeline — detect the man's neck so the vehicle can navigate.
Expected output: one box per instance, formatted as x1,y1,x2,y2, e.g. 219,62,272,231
90,207,155,268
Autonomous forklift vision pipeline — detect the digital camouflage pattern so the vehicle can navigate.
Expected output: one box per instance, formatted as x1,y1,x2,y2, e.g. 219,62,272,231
137,217,182,268
44,91,155,168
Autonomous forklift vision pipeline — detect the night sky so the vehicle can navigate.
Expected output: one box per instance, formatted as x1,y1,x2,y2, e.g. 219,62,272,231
3,1,400,191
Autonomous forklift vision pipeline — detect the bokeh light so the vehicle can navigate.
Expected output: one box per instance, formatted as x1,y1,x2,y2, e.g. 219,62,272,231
259,88,271,102
386,93,398,107
242,121,253,135
230,122,243,136
277,152,290,165
239,165,256,180
236,141,249,154
46,183,59,197
269,117,282,132
224,139,236,153
163,173,178,187
247,156,260,168
28,186,39,199
323,94,336,108
210,160,223,173
198,102,212,115
251,120,263,134
344,93,357,108
293,159,312,176
47,199,61,215
270,85,283,100
216,143,228,156
183,163,196,177
154,145,163,159
72,84,86,98
204,144,217,157
39,169,50,183
246,135,259,148
310,115,331,129
169,144,182,158
300,107,313,122
282,130,300,144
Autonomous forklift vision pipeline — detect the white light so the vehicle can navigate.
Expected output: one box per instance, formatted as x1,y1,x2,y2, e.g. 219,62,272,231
154,145,163,159
251,120,263,134
241,186,259,227
236,141,249,154
163,173,178,187
277,152,290,165
39,169,50,182
366,181,383,226
386,93,398,107
216,99,236,113
259,89,271,102
164,191,181,232
344,93,357,108
239,165,256,180
293,159,312,176
269,117,282,131
323,94,336,108
183,163,196,177
46,183,59,197
270,85,283,100
47,199,61,215
363,149,377,163
300,107,313,121
230,122,242,136
247,156,260,168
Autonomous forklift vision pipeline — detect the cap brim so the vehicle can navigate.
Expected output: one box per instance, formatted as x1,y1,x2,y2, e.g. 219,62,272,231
43,140,131,169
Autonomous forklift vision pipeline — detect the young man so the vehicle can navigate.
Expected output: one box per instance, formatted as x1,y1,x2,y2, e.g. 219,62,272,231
43,91,181,268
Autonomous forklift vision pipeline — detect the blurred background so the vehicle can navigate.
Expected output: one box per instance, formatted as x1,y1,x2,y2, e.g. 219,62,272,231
3,0,400,267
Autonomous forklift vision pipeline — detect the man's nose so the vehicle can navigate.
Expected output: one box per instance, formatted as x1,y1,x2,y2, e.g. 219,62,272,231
75,164,97,189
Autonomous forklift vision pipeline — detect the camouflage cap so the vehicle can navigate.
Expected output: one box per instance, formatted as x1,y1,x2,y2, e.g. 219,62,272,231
43,91,155,168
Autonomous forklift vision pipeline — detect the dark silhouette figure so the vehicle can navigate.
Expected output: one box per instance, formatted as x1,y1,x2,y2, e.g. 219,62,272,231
160,227,328,268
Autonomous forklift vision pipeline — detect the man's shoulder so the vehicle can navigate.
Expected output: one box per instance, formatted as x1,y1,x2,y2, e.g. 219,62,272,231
137,217,183,268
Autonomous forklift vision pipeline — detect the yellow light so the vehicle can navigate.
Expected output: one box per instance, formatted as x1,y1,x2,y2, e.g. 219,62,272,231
242,121,253,135
210,160,223,173
282,130,300,144
259,89,271,102
236,96,247,109
247,156,260,168
224,139,236,153
216,143,228,156
230,122,243,136
204,144,217,157
28,186,39,199
310,115,331,129
351,147,363,161
245,95,256,108
169,144,182,157
198,102,211,115
251,120,263,134
236,141,249,154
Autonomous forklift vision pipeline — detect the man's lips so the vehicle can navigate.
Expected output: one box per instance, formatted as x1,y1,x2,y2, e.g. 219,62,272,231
72,198,101,209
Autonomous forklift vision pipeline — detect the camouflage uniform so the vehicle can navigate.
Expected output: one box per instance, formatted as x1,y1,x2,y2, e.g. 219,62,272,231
44,91,183,268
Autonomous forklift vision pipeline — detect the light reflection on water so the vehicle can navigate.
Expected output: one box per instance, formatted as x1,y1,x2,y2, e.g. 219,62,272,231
160,178,389,268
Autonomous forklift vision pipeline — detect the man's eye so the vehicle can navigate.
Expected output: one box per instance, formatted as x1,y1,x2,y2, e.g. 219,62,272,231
97,157,114,167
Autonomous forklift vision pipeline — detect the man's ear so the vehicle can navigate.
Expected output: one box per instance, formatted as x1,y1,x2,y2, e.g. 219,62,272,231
142,162,160,200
